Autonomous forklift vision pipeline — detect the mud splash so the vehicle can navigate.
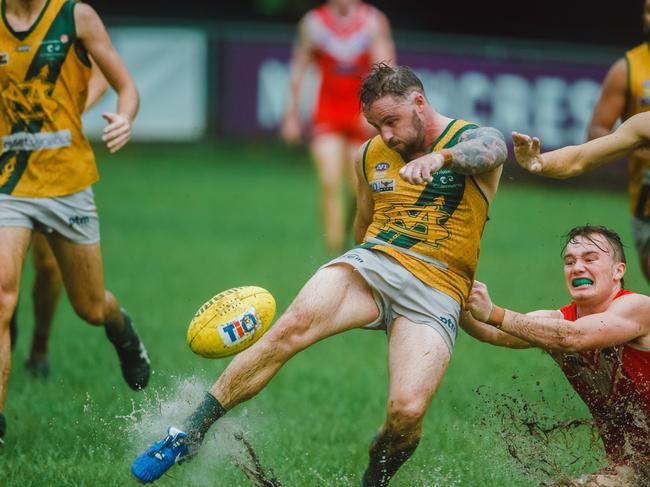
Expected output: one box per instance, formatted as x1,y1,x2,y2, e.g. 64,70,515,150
475,382,603,484
231,431,283,486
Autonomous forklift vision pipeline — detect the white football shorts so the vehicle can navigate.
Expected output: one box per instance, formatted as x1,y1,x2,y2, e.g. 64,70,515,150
322,247,460,353
0,186,100,244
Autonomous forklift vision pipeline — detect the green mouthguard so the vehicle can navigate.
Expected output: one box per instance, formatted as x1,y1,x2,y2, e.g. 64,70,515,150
573,278,593,287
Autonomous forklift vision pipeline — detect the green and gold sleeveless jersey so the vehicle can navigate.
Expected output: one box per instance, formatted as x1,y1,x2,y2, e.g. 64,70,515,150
360,119,489,306
0,0,96,197
624,43,650,218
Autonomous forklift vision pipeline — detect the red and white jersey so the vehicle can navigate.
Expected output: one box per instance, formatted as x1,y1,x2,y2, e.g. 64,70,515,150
305,2,380,115
550,289,650,465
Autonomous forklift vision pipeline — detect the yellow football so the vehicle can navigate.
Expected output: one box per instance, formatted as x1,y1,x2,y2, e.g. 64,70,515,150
187,286,276,358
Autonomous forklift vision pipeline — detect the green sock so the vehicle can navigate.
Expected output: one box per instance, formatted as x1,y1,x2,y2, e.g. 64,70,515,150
184,392,227,444
105,310,133,345
362,433,419,487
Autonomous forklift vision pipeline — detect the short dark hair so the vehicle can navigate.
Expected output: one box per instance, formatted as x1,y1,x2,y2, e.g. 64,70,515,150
360,63,425,107
562,225,627,287
561,225,626,264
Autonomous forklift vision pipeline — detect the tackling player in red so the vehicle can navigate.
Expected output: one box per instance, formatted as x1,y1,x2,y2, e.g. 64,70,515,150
462,225,650,485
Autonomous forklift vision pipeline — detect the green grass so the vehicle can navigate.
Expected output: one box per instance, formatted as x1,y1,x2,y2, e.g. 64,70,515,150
1,141,644,486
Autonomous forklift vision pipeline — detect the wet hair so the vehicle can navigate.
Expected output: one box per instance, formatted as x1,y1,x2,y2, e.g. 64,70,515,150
359,63,425,107
562,225,626,286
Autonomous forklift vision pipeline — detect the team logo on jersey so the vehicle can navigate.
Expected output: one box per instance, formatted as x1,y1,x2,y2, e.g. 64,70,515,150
373,170,466,250
375,201,451,249
438,174,456,185
372,162,391,178
217,308,260,347
375,162,390,171
0,53,8,65
41,39,66,59
1,70,59,126
370,179,395,193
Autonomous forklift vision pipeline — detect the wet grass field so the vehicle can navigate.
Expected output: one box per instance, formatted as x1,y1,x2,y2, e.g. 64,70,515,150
1,142,644,486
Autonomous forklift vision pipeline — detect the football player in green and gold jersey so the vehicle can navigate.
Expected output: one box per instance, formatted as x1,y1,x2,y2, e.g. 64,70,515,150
0,0,150,447
131,64,506,486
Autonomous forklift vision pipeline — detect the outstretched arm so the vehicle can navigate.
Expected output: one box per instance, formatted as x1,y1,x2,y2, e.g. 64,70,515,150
468,281,650,352
75,3,139,153
513,111,650,178
399,127,507,185
460,310,532,349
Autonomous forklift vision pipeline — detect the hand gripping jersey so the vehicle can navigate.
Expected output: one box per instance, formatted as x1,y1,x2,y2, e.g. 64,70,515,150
305,2,379,139
624,43,650,219
0,0,96,197
360,120,489,306
550,289,650,465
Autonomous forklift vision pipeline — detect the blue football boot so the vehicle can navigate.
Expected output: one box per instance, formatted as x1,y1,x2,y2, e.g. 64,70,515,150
131,427,190,483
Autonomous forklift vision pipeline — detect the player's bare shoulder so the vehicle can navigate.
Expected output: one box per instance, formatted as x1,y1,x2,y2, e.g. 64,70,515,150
609,292,650,347
296,8,319,49
610,292,650,324
369,5,390,31
72,2,100,27
603,57,628,91
72,2,108,42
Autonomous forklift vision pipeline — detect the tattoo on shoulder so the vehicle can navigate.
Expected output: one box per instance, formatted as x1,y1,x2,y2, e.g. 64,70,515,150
448,126,508,175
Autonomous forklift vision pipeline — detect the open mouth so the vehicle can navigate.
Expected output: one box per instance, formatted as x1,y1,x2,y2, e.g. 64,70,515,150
572,278,594,288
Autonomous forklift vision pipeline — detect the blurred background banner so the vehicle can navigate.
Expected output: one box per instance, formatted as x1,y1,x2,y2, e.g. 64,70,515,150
83,27,208,141
83,21,621,149
233,37,612,147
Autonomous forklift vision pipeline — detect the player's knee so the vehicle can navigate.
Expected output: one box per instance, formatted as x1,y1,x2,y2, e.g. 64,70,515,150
72,301,106,325
0,291,19,324
387,397,428,433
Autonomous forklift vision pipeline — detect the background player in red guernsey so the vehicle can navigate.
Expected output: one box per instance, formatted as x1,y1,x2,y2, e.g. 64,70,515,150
281,0,395,254
461,225,650,486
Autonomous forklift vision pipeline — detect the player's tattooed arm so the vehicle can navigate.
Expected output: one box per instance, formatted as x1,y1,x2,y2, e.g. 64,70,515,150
446,127,508,175
398,127,506,185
